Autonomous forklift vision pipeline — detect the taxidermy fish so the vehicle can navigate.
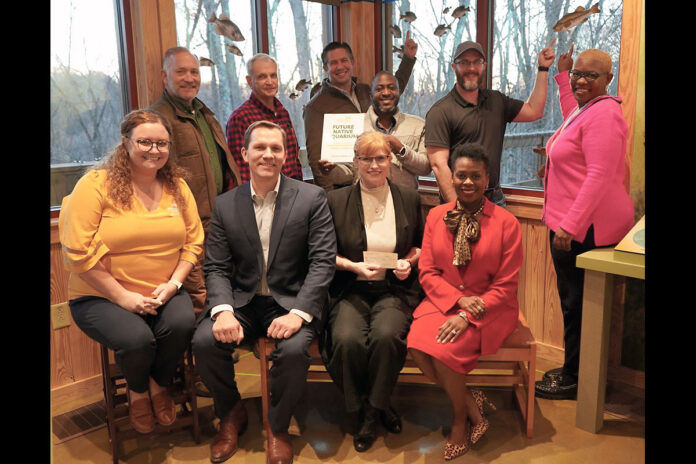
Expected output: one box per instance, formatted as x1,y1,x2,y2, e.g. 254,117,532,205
389,24,402,38
227,44,243,56
451,5,471,19
553,3,600,32
295,79,312,92
434,23,452,37
400,11,417,23
208,12,245,41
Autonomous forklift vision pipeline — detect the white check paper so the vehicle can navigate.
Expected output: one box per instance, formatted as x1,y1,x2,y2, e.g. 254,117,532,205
363,251,399,269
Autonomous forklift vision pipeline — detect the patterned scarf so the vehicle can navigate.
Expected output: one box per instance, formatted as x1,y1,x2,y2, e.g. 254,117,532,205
443,199,485,266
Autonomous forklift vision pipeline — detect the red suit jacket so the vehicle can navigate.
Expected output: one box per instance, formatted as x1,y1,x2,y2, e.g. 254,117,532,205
414,199,523,355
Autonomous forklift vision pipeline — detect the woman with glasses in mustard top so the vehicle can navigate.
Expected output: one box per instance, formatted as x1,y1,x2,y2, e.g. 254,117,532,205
59,109,204,434
321,131,423,452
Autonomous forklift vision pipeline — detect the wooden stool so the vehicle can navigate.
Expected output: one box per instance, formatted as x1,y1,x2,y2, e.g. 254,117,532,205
99,344,200,463
256,311,536,439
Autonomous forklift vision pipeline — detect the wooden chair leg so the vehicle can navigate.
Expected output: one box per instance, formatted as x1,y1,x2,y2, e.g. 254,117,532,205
526,345,536,438
100,344,120,464
258,338,271,431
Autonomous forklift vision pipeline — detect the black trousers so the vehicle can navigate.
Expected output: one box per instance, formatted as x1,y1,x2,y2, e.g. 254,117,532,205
325,281,412,413
549,226,601,382
69,290,196,393
192,295,315,433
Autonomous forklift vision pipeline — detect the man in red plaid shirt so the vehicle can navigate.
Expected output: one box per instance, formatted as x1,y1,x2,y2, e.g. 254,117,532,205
226,54,304,184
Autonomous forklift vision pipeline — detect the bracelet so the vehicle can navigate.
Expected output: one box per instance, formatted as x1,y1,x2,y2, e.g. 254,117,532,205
168,279,183,290
538,66,549,72
458,311,469,324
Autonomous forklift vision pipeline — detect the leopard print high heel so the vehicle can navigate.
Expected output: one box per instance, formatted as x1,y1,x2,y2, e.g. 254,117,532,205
444,433,471,461
470,389,496,444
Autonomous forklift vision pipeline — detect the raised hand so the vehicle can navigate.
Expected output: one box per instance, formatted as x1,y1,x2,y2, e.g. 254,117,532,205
558,42,574,73
403,30,418,59
538,38,557,68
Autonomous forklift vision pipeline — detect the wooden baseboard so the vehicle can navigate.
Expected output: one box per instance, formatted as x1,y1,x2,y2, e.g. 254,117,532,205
534,341,644,391
536,341,565,365
51,375,103,417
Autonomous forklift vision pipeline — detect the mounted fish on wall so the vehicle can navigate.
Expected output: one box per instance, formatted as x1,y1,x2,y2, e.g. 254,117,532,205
553,3,601,32
209,12,245,58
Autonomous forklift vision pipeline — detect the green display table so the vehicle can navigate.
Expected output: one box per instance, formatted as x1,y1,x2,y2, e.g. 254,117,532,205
574,247,644,433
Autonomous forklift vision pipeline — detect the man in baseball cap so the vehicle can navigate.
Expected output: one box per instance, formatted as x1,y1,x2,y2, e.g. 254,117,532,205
424,38,557,207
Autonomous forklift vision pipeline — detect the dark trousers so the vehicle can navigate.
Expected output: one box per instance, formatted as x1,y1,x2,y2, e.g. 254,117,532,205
549,226,599,382
192,295,315,433
69,290,196,393
325,282,412,413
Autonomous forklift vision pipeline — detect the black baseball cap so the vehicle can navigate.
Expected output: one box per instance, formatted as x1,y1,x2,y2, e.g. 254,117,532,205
453,41,485,61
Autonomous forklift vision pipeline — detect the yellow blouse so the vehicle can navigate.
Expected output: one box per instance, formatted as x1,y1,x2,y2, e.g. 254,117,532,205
59,169,204,301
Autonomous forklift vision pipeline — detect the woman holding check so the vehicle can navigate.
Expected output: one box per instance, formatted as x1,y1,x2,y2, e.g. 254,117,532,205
321,131,423,452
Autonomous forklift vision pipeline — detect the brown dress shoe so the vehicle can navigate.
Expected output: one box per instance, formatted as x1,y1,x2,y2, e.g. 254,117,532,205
266,429,293,464
128,392,155,434
151,389,177,426
210,401,248,463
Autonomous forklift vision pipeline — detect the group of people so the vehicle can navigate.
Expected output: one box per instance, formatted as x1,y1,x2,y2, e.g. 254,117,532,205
58,33,635,464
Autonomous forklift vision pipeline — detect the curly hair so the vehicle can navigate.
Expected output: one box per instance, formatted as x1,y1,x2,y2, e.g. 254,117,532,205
90,109,190,212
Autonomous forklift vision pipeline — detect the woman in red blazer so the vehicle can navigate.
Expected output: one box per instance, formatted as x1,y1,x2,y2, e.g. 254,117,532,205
407,143,523,460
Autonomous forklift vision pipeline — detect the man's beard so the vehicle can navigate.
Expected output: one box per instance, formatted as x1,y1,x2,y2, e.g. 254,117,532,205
372,100,398,118
456,70,483,91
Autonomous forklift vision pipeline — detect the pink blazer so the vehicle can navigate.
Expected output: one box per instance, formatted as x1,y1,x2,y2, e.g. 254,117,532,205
542,71,634,246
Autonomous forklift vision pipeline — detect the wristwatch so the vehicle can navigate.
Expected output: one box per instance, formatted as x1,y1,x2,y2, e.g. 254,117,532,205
395,146,407,160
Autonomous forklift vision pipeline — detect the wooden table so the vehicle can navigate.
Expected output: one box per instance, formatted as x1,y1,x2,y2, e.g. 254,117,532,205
575,247,644,433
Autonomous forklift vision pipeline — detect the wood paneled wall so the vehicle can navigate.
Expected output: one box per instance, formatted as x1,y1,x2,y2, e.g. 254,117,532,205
50,0,644,413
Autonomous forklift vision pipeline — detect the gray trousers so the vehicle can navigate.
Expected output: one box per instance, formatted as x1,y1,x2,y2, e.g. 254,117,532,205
325,282,411,413
69,291,196,393
192,295,315,433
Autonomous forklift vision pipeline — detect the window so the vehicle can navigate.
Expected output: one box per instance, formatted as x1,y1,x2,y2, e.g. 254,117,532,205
267,0,335,178
494,0,623,189
50,0,127,208
385,1,477,117
174,0,255,123
173,0,336,179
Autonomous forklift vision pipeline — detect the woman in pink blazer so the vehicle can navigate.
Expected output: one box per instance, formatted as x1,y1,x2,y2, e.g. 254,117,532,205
407,143,523,460
535,45,634,400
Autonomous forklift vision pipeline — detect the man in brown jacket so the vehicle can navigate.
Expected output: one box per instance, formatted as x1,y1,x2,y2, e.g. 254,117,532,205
303,36,417,191
149,47,242,316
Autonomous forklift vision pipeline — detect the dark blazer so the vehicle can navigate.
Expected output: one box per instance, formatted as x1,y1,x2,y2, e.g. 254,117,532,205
202,175,337,331
326,180,424,310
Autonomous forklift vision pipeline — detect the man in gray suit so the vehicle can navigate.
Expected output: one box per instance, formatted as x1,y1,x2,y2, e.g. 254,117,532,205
192,120,337,464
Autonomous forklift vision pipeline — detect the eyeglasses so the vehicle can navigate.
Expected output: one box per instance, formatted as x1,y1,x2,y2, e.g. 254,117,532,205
356,155,390,165
569,70,607,82
453,58,485,68
127,137,172,153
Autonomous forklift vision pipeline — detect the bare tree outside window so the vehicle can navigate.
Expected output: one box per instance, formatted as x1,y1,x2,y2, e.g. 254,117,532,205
50,0,126,207
387,0,623,189
496,0,623,188
388,0,477,117
174,0,254,123
174,0,333,178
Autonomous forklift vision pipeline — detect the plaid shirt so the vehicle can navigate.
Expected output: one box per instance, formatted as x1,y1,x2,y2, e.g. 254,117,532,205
225,93,304,184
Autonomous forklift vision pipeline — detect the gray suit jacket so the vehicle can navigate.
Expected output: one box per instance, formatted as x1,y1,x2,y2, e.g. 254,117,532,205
202,175,337,331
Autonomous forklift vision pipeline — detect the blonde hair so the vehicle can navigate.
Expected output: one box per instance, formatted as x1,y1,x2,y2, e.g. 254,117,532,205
353,131,391,157
91,109,189,211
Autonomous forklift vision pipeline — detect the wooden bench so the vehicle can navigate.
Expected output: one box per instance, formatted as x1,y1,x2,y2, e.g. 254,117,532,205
256,311,536,438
